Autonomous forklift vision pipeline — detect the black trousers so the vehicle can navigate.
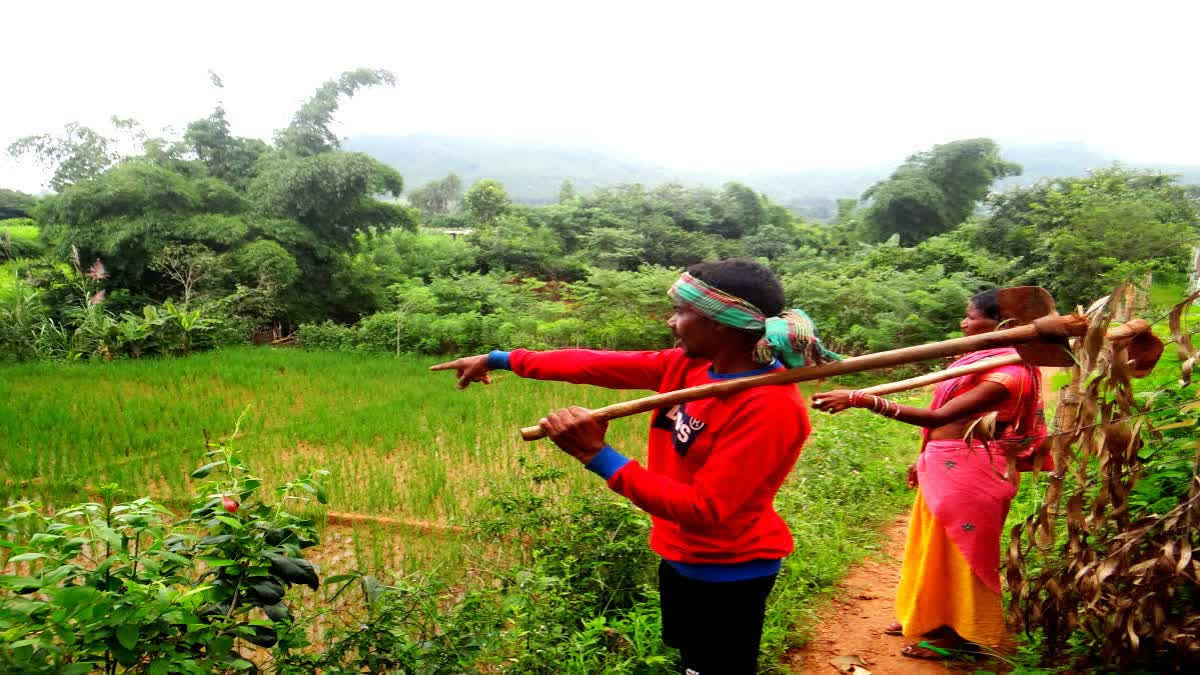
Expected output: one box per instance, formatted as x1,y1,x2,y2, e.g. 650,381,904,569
658,560,778,675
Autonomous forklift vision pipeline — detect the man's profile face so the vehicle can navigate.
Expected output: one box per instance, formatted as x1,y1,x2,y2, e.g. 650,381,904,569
667,302,718,358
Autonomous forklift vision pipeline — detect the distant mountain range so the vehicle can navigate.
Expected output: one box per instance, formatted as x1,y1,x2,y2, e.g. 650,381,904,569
346,134,1200,220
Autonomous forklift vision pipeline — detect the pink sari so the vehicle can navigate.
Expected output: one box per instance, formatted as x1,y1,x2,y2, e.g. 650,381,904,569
915,347,1045,594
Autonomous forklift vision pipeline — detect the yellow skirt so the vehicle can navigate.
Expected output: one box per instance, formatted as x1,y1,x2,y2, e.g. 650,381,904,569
894,489,1007,646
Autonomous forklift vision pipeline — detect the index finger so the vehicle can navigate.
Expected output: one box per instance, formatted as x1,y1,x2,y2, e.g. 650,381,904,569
428,359,462,372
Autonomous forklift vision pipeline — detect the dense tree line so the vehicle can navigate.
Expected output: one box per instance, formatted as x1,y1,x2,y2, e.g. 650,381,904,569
2,72,1197,363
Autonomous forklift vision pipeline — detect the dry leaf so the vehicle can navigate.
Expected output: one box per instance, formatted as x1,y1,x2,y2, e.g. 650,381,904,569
829,654,869,673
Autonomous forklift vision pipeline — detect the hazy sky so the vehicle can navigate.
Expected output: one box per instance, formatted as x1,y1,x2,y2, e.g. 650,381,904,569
3,0,1197,192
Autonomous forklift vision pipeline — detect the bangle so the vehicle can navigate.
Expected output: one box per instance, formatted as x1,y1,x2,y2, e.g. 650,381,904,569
849,391,862,407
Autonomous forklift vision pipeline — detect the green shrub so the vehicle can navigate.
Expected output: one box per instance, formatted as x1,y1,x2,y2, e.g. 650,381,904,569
0,418,329,672
296,321,354,350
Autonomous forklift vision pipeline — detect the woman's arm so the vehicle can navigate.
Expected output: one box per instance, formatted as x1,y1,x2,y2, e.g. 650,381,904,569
812,382,1008,429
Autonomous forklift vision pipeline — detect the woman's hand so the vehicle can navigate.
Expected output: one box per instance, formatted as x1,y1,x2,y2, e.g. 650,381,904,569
811,389,857,414
539,406,608,464
429,354,492,389
906,462,919,489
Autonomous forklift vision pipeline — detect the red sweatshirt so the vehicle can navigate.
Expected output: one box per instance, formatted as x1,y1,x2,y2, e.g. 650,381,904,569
509,347,810,565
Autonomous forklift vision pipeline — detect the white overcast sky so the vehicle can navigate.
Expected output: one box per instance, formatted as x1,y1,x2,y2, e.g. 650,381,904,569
2,0,1197,192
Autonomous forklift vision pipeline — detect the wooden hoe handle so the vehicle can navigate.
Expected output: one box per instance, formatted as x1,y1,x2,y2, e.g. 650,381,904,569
519,314,1091,441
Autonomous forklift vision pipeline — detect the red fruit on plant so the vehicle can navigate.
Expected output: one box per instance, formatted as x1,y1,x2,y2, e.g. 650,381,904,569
222,495,239,513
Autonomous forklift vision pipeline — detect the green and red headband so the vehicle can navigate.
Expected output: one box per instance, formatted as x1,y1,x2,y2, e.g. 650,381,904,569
668,272,840,368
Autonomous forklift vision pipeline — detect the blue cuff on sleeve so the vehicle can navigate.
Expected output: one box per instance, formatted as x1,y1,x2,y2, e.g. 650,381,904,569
585,445,630,481
486,350,511,370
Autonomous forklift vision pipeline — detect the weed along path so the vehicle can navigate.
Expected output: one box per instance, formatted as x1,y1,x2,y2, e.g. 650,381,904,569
787,514,1012,674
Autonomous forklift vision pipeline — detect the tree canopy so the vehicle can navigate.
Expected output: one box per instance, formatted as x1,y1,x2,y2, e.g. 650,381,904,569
861,138,1022,245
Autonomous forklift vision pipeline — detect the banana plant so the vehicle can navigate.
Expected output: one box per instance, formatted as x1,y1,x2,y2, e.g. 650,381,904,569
162,300,221,355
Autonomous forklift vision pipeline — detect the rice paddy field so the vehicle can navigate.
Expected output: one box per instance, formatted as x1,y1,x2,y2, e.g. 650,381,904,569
1,345,926,665
0,347,663,515
0,223,39,242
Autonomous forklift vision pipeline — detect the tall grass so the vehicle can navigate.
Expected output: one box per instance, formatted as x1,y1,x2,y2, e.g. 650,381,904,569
0,347,656,519
0,224,39,243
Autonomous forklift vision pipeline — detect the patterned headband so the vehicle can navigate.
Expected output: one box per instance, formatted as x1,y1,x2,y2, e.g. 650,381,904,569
668,272,840,368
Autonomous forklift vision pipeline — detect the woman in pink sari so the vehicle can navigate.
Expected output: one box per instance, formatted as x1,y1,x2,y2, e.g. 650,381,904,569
812,290,1047,660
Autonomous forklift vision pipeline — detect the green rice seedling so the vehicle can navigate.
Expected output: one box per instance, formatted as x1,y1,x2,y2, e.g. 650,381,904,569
0,348,647,519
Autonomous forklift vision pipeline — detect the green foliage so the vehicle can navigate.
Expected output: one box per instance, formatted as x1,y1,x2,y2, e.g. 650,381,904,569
469,213,565,277
558,178,577,203
978,166,1199,307
231,240,299,290
273,69,397,158
150,243,222,306
0,418,328,673
10,109,1194,374
183,106,269,191
0,251,226,362
0,219,42,261
779,261,976,354
6,119,141,191
40,161,233,227
578,227,646,270
472,460,674,673
862,138,1022,245
464,179,512,225
0,281,48,362
295,320,355,351
251,152,411,247
715,181,766,238
0,189,37,219
299,266,677,355
279,571,499,674
408,172,464,218
362,230,478,283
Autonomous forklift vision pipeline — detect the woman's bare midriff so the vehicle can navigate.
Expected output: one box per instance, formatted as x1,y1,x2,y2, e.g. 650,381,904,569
928,416,1009,441
927,419,975,441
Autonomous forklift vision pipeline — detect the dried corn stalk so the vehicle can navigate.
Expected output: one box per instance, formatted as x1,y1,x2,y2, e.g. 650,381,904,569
1006,286,1200,669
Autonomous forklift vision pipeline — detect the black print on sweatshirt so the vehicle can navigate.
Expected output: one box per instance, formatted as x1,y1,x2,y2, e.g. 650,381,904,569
653,404,707,456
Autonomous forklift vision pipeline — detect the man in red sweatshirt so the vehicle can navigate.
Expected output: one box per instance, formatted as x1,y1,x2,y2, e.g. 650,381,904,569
431,258,831,674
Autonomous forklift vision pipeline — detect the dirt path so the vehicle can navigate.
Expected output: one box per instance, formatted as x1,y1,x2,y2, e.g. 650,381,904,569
786,514,1012,674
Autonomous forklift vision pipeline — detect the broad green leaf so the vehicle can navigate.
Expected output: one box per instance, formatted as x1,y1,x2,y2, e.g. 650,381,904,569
53,585,99,606
0,575,42,592
7,552,48,563
117,623,139,649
